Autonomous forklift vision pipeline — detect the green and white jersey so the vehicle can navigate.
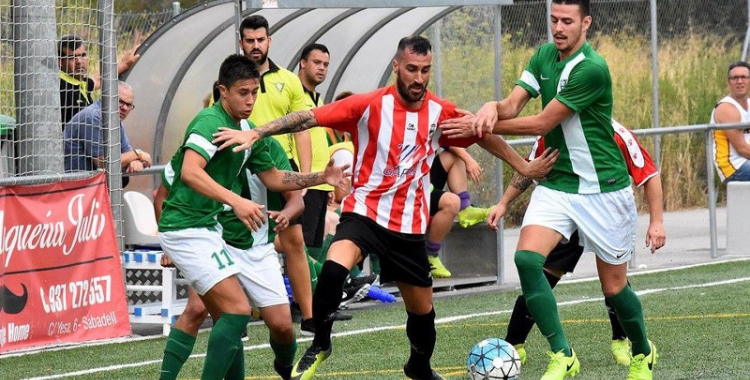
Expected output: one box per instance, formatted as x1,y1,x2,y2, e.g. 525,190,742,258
219,127,292,249
516,42,629,194
158,103,274,232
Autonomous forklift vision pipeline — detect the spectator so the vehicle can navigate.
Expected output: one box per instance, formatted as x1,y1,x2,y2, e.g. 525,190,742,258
58,34,140,125
712,60,750,183
63,81,151,186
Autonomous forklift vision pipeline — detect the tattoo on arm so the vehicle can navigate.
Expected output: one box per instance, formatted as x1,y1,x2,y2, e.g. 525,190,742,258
282,171,321,188
256,110,318,138
509,172,532,192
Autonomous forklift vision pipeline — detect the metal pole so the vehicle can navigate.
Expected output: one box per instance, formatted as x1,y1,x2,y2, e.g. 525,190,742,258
493,4,504,284
235,0,244,55
546,0,552,42
706,130,719,258
650,0,661,168
743,0,750,61
13,0,61,175
172,1,181,18
431,20,443,97
100,0,124,252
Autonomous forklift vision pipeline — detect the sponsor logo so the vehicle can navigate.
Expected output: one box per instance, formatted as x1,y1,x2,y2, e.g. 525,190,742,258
540,74,550,80
407,122,416,131
0,284,28,315
383,144,421,177
274,82,285,92
0,322,31,346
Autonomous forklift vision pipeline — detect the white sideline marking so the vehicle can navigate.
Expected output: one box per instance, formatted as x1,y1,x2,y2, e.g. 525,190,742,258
18,270,750,379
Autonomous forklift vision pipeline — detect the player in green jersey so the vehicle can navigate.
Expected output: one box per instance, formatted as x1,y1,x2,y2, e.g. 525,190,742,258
441,1,658,379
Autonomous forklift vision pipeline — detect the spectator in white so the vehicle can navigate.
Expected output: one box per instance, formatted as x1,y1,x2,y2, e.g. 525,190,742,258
64,81,151,186
712,61,750,182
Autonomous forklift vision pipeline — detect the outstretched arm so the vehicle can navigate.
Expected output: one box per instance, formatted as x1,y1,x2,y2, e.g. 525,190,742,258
642,174,666,253
477,134,558,180
212,110,319,152
487,172,533,231
256,159,350,193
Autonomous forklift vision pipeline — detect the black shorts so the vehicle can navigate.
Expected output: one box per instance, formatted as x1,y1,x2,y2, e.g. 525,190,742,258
429,189,447,217
301,189,329,247
332,212,432,287
544,230,584,273
430,153,449,190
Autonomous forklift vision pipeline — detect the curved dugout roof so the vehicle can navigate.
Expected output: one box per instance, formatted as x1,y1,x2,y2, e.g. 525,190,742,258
122,0,469,192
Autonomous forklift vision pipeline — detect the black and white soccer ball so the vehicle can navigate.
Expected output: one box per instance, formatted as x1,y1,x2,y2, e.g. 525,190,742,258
466,338,522,380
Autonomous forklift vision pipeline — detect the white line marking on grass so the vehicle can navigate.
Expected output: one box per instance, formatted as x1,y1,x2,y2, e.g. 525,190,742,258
20,274,750,379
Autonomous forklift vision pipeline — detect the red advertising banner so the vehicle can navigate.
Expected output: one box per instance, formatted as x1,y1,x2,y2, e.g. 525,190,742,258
0,172,131,353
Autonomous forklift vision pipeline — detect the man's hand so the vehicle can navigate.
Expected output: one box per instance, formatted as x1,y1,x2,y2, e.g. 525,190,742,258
520,147,558,180
269,211,291,233
231,198,266,232
439,114,487,139
323,159,352,190
487,201,508,231
160,254,175,268
213,128,261,152
464,156,483,183
473,101,500,137
645,220,666,253
138,151,153,168
125,159,144,173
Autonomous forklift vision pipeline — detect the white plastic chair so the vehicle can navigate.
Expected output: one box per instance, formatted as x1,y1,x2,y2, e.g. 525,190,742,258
123,191,161,248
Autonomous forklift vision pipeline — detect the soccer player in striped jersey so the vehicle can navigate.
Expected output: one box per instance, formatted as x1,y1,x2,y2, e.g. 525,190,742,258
213,35,557,380
442,1,658,379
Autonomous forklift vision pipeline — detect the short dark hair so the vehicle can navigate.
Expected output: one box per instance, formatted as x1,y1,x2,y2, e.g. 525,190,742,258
728,61,750,78
240,15,269,36
218,54,260,89
552,0,590,16
300,43,329,61
397,36,432,57
58,34,83,58
334,91,354,102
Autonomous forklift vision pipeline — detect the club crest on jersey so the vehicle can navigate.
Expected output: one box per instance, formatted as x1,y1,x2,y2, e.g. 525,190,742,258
429,123,437,134
274,82,284,92
559,79,568,89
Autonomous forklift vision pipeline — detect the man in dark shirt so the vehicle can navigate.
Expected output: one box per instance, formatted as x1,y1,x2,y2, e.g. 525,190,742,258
58,35,140,126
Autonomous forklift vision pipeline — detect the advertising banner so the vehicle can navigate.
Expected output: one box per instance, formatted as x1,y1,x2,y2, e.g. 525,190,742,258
0,172,131,353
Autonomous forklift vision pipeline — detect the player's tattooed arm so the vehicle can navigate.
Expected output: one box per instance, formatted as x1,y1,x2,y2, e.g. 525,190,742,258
509,172,533,192
256,110,319,138
281,170,322,188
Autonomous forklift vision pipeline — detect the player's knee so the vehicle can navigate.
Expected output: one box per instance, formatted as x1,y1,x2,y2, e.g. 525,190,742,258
267,320,295,342
514,250,544,271
440,193,460,216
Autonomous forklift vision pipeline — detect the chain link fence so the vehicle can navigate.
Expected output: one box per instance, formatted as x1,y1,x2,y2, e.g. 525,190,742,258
0,0,748,290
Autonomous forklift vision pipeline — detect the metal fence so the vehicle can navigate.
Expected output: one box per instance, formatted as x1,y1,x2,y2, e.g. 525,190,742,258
0,0,748,280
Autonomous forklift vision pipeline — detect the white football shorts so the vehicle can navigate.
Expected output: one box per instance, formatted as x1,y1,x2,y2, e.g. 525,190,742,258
522,186,637,265
159,227,240,295
226,242,288,308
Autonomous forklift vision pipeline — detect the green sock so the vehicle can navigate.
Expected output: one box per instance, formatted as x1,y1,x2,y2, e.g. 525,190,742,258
349,264,361,278
606,285,650,356
270,336,298,367
307,254,319,291
223,339,245,380
370,254,381,275
159,328,196,380
515,250,570,356
201,313,250,380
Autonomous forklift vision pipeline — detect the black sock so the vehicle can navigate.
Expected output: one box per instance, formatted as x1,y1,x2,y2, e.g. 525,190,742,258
312,260,350,349
406,307,436,376
505,270,561,345
606,281,630,340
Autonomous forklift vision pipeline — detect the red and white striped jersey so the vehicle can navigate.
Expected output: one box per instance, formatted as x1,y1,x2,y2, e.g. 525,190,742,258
313,85,478,234
530,120,658,187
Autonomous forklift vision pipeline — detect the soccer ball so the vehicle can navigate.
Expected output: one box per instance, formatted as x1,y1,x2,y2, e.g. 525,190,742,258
466,338,522,380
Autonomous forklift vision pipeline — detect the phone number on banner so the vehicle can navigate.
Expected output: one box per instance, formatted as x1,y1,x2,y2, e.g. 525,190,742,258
39,275,112,313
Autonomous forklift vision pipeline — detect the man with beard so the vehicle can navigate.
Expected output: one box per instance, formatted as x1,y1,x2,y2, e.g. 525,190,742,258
238,15,317,329
441,1,658,379
212,35,558,380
